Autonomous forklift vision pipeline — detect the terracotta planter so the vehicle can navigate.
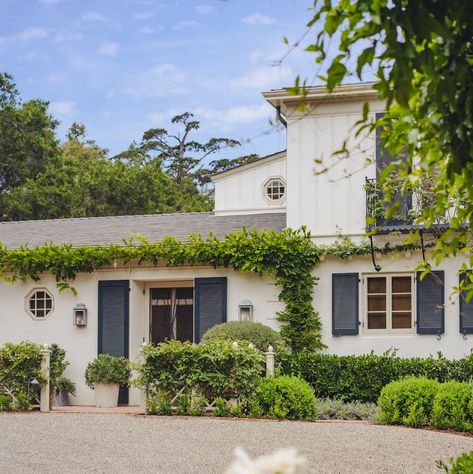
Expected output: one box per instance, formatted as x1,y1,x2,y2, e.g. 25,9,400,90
94,383,119,408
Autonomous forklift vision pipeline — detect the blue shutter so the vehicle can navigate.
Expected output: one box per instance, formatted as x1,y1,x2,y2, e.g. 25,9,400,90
194,277,227,343
459,272,473,334
332,273,359,335
416,271,444,334
98,280,129,404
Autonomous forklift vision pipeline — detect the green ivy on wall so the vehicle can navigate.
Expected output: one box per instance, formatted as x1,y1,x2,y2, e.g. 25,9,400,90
0,228,322,352
0,228,428,352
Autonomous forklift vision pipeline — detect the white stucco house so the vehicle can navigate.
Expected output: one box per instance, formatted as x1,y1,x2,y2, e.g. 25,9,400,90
1,82,472,405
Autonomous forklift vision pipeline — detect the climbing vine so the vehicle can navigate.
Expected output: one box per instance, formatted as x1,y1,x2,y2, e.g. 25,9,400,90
0,228,430,352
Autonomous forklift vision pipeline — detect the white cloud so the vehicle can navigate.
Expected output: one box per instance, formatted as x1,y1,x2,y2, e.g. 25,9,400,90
242,12,275,25
81,11,108,22
54,31,83,43
148,104,271,130
123,64,187,98
196,4,214,14
17,27,49,42
137,26,161,34
39,0,71,4
230,66,293,91
49,100,77,118
173,20,200,30
98,41,119,57
133,11,154,20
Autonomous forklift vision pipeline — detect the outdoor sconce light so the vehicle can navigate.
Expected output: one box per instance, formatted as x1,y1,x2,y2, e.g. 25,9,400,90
73,303,87,327
239,300,253,322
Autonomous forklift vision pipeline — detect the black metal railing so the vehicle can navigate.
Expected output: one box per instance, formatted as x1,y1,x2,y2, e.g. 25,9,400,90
365,177,414,231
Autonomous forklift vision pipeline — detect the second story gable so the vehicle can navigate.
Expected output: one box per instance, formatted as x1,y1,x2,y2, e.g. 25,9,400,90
263,83,386,243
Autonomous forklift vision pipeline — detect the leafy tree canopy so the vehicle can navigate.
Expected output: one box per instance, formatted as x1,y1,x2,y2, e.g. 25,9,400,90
0,73,258,221
299,0,473,274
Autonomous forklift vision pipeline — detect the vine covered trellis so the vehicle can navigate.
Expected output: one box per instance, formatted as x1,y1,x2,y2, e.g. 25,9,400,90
0,227,430,351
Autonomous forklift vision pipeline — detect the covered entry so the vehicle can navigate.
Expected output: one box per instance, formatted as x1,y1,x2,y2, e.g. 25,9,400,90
148,277,227,344
150,287,194,344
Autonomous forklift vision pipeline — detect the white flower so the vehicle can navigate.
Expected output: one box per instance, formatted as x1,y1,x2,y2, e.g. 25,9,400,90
225,447,308,474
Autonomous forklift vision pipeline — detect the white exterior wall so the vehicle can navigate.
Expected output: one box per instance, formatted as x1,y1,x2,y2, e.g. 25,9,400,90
0,266,282,406
213,154,286,215
286,99,384,243
315,251,472,359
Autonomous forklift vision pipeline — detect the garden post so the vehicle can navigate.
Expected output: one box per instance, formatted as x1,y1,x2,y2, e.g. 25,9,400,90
138,342,147,414
265,345,275,377
40,343,50,413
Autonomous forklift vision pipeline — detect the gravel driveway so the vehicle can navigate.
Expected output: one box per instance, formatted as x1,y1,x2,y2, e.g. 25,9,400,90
1,413,472,473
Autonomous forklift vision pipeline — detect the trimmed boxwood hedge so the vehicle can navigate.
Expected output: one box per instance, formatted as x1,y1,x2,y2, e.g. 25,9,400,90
278,351,473,404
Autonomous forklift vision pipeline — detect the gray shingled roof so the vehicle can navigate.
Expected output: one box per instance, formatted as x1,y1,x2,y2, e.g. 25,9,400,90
0,212,287,248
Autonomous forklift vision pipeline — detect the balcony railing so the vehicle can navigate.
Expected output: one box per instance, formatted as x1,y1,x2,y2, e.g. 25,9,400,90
365,177,415,232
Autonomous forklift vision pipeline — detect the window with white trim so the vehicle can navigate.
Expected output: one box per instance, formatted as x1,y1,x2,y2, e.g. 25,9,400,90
26,288,54,320
364,274,414,333
263,177,286,203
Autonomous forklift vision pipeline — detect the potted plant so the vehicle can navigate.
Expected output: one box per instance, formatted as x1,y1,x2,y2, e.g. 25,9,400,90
49,344,75,407
52,376,76,406
84,354,130,408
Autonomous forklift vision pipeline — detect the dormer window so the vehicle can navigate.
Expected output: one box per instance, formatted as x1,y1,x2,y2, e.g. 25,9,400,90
264,177,286,204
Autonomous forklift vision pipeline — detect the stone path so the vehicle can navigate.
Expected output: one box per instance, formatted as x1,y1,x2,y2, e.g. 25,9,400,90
0,413,472,473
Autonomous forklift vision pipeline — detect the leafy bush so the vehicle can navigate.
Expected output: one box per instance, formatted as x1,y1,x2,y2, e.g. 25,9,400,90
49,344,75,396
175,392,190,415
0,341,44,406
317,398,378,421
431,382,473,431
146,389,172,415
84,354,130,389
137,340,264,400
438,451,473,473
250,375,317,421
377,377,439,427
202,321,286,352
189,394,207,416
279,350,473,404
214,397,230,417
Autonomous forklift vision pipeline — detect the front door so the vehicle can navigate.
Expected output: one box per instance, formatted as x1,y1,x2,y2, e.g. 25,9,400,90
150,287,194,344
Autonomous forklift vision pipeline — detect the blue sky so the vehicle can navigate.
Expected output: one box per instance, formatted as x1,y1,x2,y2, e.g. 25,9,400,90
0,0,316,159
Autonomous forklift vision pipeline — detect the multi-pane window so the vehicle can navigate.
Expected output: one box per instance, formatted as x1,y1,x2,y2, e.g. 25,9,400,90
26,289,54,320
365,274,413,332
264,178,286,202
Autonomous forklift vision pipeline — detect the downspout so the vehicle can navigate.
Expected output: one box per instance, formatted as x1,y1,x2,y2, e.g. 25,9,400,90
275,105,287,128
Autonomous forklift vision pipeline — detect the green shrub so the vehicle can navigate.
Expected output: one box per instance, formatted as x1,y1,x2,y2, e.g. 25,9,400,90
251,375,317,421
317,398,378,421
202,321,286,352
431,382,473,431
175,392,190,415
189,394,207,416
437,451,473,473
137,340,264,400
13,390,32,411
377,377,439,427
49,344,75,397
0,341,44,405
146,389,172,415
84,354,130,388
279,350,473,404
214,397,230,417
0,394,12,412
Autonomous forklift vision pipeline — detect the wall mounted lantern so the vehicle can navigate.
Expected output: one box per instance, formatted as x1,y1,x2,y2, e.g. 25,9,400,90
239,300,253,322
73,303,87,327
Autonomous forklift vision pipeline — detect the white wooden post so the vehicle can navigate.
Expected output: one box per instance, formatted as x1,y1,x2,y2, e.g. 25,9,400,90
40,343,50,413
139,342,147,414
265,345,275,377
